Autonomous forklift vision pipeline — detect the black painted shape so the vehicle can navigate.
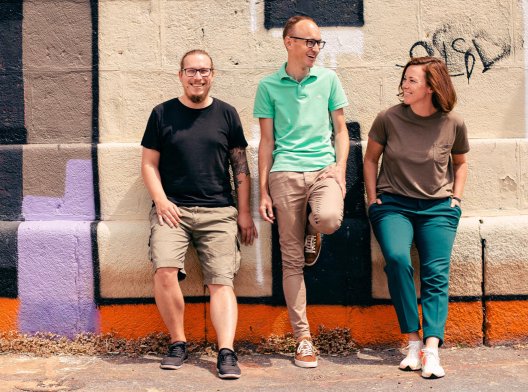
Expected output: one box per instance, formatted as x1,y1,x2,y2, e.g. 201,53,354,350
344,122,367,218
271,124,373,305
90,2,100,220
0,146,23,220
0,1,26,144
0,221,20,298
91,221,102,305
91,144,101,220
91,0,99,144
305,217,371,305
264,0,364,29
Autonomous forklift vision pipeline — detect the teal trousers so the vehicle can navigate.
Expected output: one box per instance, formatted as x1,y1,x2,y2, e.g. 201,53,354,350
368,193,461,346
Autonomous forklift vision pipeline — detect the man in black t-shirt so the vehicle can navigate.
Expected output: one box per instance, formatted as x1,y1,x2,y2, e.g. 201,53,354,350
141,49,257,379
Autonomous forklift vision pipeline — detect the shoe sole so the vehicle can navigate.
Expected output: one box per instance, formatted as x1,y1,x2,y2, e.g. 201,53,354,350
304,258,319,267
399,365,421,371
217,370,241,379
160,358,187,370
305,252,321,267
294,359,318,368
421,371,445,379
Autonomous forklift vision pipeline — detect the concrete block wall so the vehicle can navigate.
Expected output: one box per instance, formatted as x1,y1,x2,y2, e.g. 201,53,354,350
0,0,527,346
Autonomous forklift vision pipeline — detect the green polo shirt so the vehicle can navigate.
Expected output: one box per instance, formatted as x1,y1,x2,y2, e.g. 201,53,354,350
253,63,348,172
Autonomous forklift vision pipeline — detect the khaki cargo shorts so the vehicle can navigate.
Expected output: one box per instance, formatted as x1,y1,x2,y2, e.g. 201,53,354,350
148,205,241,287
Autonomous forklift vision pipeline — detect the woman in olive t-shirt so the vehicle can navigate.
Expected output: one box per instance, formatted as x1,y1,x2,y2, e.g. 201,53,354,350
364,57,469,379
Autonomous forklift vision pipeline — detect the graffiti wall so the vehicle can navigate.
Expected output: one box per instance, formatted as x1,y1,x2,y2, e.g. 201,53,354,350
1,0,527,346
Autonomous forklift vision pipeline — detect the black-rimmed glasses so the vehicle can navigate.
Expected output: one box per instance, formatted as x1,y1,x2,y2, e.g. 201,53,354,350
182,68,213,77
288,36,326,49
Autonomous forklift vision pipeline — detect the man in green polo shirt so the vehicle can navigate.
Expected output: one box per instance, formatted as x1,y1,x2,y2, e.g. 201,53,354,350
253,15,349,368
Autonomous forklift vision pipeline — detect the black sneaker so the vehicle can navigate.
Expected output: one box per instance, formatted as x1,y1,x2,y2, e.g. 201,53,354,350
160,341,188,370
216,348,241,379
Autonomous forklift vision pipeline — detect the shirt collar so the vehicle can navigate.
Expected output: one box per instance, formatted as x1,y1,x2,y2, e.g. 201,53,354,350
278,63,319,83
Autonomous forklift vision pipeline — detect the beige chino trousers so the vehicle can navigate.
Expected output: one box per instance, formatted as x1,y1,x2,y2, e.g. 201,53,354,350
268,165,344,338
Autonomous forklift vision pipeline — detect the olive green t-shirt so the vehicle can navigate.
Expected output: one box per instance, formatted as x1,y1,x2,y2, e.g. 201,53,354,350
368,104,469,199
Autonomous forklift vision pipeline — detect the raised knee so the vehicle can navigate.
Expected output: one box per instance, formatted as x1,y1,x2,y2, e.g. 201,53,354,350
313,211,342,234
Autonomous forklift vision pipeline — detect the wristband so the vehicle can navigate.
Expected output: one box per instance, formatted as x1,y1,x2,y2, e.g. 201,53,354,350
452,196,462,203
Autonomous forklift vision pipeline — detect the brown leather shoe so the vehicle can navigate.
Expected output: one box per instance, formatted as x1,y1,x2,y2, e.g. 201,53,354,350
294,337,318,368
304,233,321,267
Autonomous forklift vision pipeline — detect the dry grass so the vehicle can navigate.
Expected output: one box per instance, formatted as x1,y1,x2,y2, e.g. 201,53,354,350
0,326,359,357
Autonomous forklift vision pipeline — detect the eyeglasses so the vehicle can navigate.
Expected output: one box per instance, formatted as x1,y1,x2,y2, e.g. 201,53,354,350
182,68,213,77
288,36,326,49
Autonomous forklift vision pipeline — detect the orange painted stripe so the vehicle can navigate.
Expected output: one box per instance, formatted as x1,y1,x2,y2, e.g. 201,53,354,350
98,302,484,346
0,298,19,331
99,303,206,340
485,300,528,344
209,302,482,346
444,301,483,346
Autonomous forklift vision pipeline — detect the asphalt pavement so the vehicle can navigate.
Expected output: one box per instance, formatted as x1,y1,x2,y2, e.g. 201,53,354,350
1,346,527,392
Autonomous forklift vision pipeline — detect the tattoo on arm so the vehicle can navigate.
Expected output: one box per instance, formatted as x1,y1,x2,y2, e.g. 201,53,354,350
229,147,250,189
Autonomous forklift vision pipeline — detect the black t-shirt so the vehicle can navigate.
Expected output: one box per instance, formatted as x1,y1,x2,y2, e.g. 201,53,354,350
141,97,248,207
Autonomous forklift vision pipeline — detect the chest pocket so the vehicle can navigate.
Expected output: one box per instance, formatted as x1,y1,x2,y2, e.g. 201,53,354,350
433,143,452,166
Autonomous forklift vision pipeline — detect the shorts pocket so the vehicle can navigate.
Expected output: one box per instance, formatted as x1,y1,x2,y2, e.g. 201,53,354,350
234,235,241,275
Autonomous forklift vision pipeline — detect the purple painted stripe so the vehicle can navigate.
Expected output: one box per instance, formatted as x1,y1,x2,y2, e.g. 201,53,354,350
18,221,97,337
22,159,95,220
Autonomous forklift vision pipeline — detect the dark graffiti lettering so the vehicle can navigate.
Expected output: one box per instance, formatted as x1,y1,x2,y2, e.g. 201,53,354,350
401,24,511,82
409,41,435,57
472,36,511,73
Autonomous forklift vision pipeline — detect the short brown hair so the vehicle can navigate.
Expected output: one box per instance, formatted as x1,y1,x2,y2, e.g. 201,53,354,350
398,56,457,112
282,15,317,39
179,49,214,71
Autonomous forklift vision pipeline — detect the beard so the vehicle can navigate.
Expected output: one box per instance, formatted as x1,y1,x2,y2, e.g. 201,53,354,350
189,93,206,103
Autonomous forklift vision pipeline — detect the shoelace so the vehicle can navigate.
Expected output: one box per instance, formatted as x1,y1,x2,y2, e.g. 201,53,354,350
403,341,422,353
297,340,314,357
219,351,238,366
167,344,186,358
421,349,439,364
304,235,317,254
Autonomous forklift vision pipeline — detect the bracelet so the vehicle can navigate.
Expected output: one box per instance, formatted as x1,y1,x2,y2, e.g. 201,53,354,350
452,196,462,203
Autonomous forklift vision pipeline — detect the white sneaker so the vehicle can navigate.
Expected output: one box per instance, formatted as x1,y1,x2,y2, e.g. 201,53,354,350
399,341,423,371
421,348,445,379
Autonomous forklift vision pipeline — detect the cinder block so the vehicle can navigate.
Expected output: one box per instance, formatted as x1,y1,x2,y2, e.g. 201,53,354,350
98,142,261,221
362,0,420,64
23,0,93,144
98,71,124,142
22,144,95,221
480,215,528,296
97,143,151,221
23,0,92,70
23,144,91,198
454,68,524,138
485,300,528,345
465,139,522,212
449,217,482,296
235,218,272,297
96,219,273,299
17,221,97,337
0,221,20,298
99,71,181,142
521,141,528,209
99,0,161,70
0,145,23,221
163,0,284,70
372,217,482,299
25,72,92,144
